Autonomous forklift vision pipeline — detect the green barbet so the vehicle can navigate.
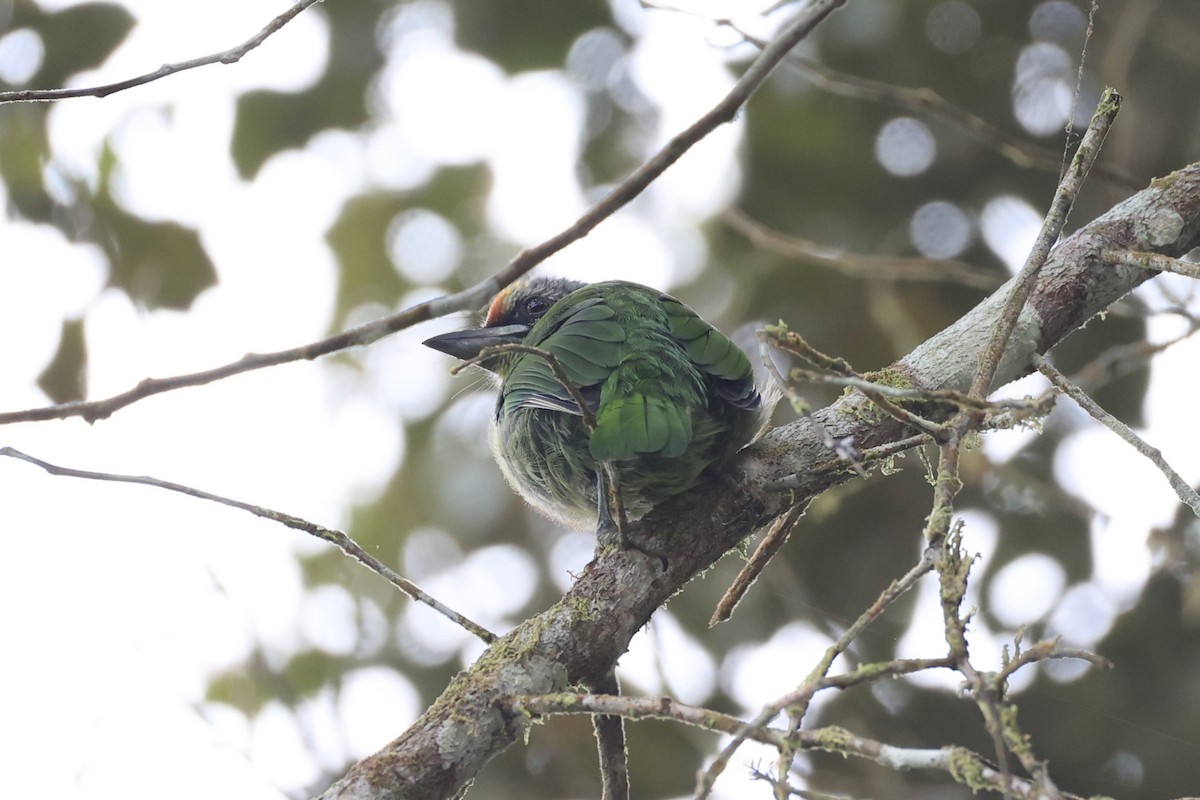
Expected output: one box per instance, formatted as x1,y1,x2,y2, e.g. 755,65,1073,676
424,277,764,545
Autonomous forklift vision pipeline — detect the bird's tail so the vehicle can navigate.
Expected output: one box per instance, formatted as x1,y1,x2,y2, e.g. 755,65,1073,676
730,320,786,442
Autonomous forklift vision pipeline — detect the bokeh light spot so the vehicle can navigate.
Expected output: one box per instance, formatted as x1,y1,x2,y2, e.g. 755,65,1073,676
338,667,420,757
387,208,463,284
926,1,982,54
0,28,44,84
910,200,973,259
566,27,626,90
988,553,1066,626
875,117,937,177
1012,42,1074,136
1029,0,1088,46
1048,582,1117,646
980,194,1042,272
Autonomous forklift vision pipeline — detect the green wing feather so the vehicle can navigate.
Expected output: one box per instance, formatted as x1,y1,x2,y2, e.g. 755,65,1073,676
501,292,624,417
589,394,694,461
587,284,711,463
663,295,760,409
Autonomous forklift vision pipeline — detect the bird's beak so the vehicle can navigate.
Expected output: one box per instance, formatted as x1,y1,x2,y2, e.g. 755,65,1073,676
422,323,530,362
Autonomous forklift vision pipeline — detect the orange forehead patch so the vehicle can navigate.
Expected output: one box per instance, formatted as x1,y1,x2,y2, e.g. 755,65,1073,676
484,285,514,328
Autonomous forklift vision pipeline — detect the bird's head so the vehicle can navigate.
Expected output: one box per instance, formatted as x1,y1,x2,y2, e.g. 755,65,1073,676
423,276,584,373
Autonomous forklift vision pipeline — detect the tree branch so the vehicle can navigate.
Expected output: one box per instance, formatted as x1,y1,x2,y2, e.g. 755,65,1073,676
316,163,1200,800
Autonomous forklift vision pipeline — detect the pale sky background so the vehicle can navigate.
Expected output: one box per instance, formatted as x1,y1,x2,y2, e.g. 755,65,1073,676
1,1,1197,798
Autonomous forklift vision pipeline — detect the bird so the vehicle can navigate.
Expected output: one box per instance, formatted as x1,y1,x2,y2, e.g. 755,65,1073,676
423,276,765,553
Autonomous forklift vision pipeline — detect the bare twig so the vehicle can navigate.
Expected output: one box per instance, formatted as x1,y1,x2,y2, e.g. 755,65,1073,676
923,443,964,545
0,0,325,103
1061,1,1100,182
453,343,598,430
723,209,1002,291
806,433,931,476
1071,326,1200,393
0,446,498,643
969,87,1120,399
934,525,1021,797
509,693,784,748
1102,249,1200,280
0,298,451,425
788,367,1049,414
995,636,1112,685
749,745,1094,800
767,326,947,436
710,503,806,625
591,671,630,800
1035,355,1200,516
725,28,1137,191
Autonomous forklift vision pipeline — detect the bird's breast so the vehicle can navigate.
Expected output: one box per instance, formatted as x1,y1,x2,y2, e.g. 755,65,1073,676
490,404,600,528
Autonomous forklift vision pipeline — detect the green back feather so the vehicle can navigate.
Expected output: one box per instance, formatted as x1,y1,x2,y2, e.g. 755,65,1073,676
500,281,759,464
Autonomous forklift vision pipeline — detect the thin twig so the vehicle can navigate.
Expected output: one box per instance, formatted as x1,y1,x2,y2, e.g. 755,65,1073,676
725,27,1137,191
923,442,964,545
807,433,931,476
470,0,850,314
510,693,785,747
1102,249,1200,280
591,671,630,800
1071,326,1200,393
935,524,1019,797
453,343,598,430
969,87,1121,399
1035,356,1200,516
995,636,1111,685
1061,1,1100,182
788,367,1049,414
767,433,933,489
768,326,947,436
0,298,449,425
0,0,325,103
723,209,1002,291
0,446,498,643
710,503,806,625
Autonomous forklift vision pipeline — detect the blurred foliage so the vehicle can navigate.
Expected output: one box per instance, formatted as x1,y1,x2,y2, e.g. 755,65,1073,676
4,0,1200,798
0,2,133,220
9,1,134,88
37,317,87,402
94,152,218,309
232,1,385,178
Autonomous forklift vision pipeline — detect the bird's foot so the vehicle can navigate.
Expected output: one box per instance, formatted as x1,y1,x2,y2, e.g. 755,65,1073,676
624,536,669,571
597,516,668,570
596,517,668,570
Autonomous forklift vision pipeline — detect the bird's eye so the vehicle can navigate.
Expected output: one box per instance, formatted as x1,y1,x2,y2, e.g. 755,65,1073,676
523,295,551,318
